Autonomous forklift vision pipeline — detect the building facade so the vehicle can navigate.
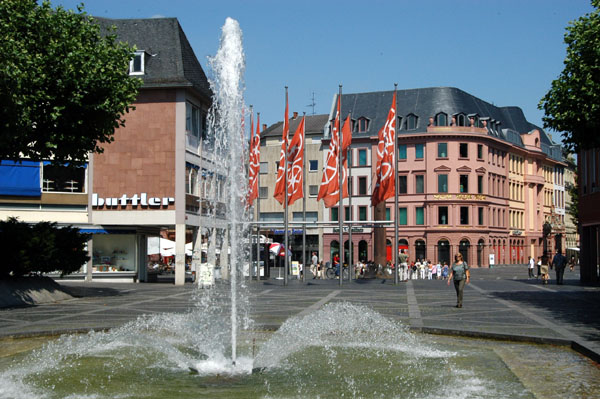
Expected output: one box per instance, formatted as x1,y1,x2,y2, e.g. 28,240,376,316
317,88,566,267
256,113,329,263
578,148,600,283
0,17,218,285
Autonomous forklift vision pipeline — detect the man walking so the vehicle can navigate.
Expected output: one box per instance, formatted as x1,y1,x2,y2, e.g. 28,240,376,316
528,256,535,279
552,250,567,285
311,252,318,279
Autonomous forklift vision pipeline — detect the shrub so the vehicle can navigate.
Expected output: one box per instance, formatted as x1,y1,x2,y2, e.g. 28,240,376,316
0,217,90,277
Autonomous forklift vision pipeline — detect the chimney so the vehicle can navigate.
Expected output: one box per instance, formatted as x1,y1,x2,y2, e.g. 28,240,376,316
292,111,298,120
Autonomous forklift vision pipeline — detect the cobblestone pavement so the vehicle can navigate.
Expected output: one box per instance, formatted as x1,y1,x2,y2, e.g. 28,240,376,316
1,265,598,362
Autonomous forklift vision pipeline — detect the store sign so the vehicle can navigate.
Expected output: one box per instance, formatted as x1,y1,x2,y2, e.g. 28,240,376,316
92,193,175,209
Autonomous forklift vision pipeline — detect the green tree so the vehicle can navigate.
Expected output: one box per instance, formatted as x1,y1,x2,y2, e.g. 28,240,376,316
539,0,600,152
0,0,141,165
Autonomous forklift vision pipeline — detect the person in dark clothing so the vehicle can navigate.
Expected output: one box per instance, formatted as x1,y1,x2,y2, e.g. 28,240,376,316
447,253,470,308
552,250,567,285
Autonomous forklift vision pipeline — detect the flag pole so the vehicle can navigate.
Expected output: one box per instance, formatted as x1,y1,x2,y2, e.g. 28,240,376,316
255,112,261,280
347,111,353,281
284,87,289,286
393,83,399,285
302,112,307,283
338,85,343,287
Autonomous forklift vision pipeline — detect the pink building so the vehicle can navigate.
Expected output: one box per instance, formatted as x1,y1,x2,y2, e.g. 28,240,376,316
322,88,566,267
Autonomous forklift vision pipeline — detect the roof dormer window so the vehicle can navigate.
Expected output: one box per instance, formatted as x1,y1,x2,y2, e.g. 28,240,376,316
435,112,448,126
356,117,370,133
455,113,467,127
406,114,418,130
129,50,145,75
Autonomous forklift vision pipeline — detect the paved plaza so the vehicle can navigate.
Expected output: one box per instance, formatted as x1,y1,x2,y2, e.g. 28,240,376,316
1,265,599,363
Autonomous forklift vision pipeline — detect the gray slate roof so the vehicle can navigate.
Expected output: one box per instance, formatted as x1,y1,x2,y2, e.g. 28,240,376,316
334,87,563,161
262,114,329,138
95,17,212,101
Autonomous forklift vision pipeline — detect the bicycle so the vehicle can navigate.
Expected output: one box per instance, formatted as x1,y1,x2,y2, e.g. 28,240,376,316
326,263,349,279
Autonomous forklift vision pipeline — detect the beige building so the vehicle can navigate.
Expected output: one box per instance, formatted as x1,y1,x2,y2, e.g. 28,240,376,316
254,113,329,263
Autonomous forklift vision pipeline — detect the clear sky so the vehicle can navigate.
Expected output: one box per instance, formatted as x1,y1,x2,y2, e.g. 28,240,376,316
55,0,593,143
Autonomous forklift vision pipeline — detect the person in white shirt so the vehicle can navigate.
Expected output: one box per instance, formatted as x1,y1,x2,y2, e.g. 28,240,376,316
528,256,535,279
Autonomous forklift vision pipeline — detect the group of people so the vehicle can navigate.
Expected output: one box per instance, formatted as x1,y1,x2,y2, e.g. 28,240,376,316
528,251,576,285
396,251,451,281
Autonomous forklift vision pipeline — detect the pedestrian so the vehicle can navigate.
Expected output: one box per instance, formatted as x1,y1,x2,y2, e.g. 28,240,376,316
311,252,318,279
441,262,449,279
540,255,550,285
528,256,535,279
447,253,470,308
536,256,542,279
552,250,567,285
432,260,438,280
568,255,576,272
399,249,408,281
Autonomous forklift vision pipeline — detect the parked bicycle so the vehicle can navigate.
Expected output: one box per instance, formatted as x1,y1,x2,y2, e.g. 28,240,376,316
326,262,349,279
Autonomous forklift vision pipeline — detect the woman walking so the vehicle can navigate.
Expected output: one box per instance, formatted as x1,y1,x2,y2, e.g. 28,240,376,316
447,253,470,308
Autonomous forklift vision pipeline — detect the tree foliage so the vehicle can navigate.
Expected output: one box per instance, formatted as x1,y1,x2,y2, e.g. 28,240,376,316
539,0,600,152
0,217,90,277
0,0,141,165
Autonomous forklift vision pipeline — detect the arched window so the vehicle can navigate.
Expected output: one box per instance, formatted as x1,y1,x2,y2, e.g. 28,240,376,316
330,240,339,264
477,239,485,266
344,240,354,265
437,239,450,265
456,113,467,127
406,114,418,130
435,112,448,126
399,239,409,251
459,239,470,265
358,240,368,262
415,239,426,261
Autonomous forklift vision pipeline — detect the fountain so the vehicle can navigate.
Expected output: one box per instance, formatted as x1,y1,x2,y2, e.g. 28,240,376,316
1,17,600,399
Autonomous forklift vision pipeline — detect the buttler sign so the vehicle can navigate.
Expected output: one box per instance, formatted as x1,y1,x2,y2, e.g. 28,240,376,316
92,193,175,209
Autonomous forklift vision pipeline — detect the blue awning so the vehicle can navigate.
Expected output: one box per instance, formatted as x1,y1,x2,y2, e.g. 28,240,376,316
0,160,41,197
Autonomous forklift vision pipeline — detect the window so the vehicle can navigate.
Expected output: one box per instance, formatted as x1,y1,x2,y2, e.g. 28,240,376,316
309,185,318,197
359,206,367,221
275,161,280,172
42,163,86,193
259,162,268,174
415,175,424,193
416,207,424,225
438,174,448,193
358,176,367,195
331,207,339,221
438,143,448,158
186,102,205,140
436,113,448,126
399,207,407,225
459,143,468,158
398,175,407,194
438,206,448,225
260,212,283,222
259,187,268,198
456,113,466,126
415,144,424,159
293,211,317,222
478,175,483,194
398,144,407,160
345,206,351,220
460,175,469,193
358,149,367,166
357,117,370,132
477,144,483,159
406,114,418,130
309,160,318,171
129,50,145,75
386,207,391,221
460,206,469,225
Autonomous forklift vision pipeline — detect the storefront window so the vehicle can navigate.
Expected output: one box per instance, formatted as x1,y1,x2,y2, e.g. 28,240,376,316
92,234,137,272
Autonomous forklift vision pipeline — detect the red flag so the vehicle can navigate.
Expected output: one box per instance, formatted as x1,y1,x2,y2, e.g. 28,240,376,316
248,113,261,205
317,95,341,208
287,116,305,206
273,92,289,205
340,113,352,199
372,91,396,206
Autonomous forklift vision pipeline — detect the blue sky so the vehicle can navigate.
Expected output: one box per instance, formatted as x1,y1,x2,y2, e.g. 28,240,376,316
56,0,593,143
